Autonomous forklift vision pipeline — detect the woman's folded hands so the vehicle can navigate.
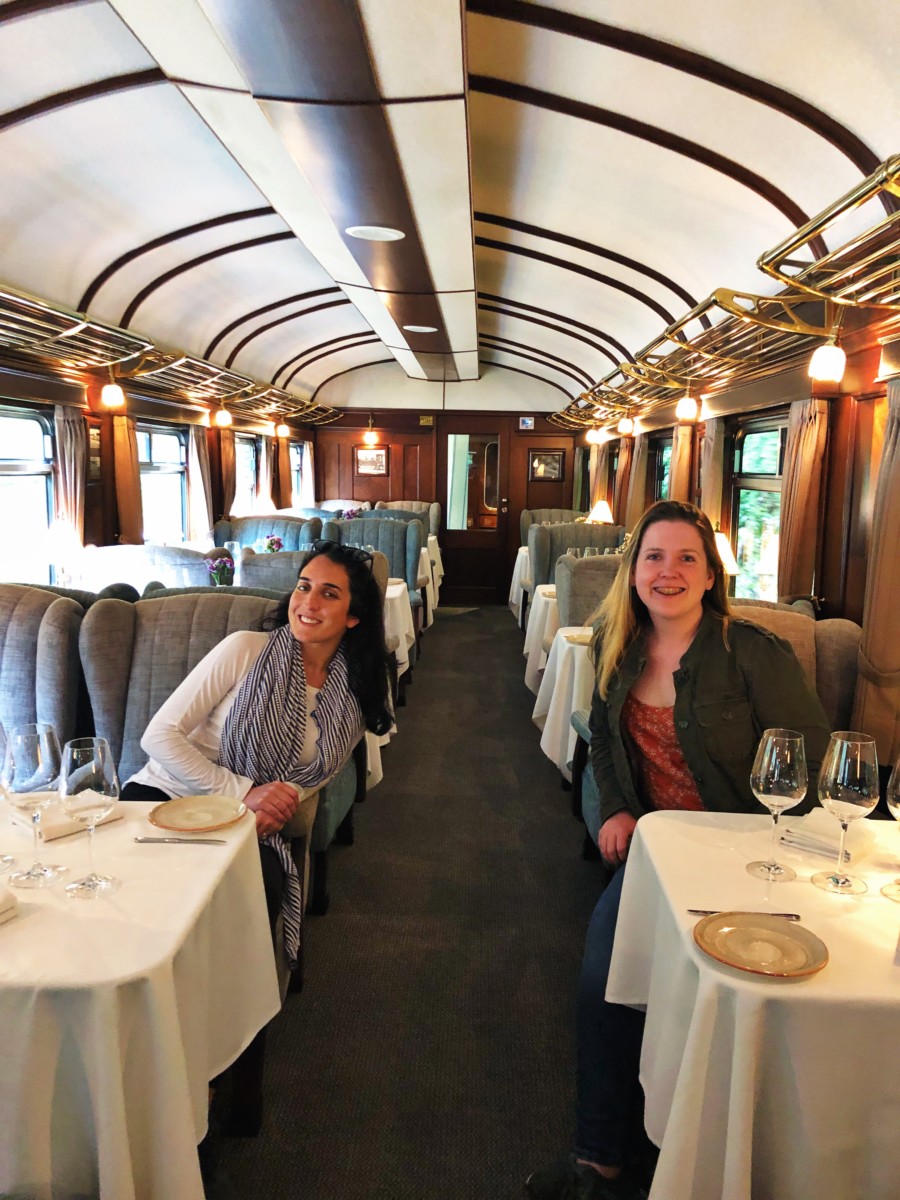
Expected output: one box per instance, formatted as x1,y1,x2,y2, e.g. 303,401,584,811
244,781,300,837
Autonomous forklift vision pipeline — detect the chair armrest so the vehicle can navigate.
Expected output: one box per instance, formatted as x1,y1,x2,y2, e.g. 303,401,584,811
571,707,591,743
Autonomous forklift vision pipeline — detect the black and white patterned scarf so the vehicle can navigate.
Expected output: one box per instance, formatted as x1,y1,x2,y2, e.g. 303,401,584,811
219,625,363,969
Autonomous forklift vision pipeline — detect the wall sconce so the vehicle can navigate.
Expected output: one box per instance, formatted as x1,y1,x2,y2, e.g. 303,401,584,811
714,525,739,576
616,414,634,436
586,499,614,524
675,393,700,422
100,366,125,410
808,340,846,383
585,426,606,445
213,404,232,427
362,413,379,446
276,422,290,438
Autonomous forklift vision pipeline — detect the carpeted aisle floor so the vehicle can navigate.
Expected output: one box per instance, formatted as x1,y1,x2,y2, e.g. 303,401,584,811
217,605,604,1199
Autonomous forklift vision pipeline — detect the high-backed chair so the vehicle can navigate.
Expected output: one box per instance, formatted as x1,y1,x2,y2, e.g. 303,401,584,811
5,581,141,609
732,596,817,619
0,584,84,746
142,583,288,602
318,499,371,513
374,500,441,538
351,509,429,560
76,545,229,594
330,517,424,627
522,523,624,629
275,507,334,521
555,554,622,629
212,515,322,550
240,547,390,602
520,508,585,545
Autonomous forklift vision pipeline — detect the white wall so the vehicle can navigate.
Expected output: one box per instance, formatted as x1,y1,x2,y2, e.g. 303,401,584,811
315,361,571,412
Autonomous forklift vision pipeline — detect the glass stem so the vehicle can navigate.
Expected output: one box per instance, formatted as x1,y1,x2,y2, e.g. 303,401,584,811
87,822,96,879
835,820,849,882
31,809,41,867
768,811,780,866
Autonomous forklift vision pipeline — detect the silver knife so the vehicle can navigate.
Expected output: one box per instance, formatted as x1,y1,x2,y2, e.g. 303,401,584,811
688,908,801,921
135,836,227,846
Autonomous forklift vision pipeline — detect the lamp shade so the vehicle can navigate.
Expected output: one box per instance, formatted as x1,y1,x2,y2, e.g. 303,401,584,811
585,426,605,445
714,530,739,576
675,394,699,422
616,415,634,436
100,382,125,410
586,499,614,524
362,427,379,446
214,407,232,427
276,423,290,438
808,342,846,383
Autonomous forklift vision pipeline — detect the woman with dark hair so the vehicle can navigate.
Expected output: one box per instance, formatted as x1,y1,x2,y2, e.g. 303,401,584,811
527,502,830,1200
122,540,390,1136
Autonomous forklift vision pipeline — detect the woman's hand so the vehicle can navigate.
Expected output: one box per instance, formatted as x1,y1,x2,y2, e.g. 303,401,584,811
244,782,300,838
599,810,637,867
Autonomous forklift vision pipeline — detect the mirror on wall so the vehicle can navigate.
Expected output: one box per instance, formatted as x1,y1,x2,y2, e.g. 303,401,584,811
447,433,500,530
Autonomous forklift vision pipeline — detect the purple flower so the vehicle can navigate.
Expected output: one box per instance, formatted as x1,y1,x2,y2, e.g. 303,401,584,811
263,535,284,553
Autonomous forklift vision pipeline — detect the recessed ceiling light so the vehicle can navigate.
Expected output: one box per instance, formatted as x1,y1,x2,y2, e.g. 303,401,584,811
345,225,405,242
402,324,438,334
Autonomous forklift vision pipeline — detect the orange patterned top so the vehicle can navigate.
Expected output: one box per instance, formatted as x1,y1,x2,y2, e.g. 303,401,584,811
622,692,705,812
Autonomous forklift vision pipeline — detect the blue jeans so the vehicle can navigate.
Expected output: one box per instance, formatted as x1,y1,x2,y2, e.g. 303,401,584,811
574,864,646,1167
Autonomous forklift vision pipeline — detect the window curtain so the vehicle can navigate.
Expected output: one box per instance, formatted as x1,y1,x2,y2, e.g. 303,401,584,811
219,428,236,519
699,417,725,531
112,415,144,544
613,437,633,526
624,433,649,531
53,405,86,544
777,397,830,597
299,441,315,507
255,435,276,514
589,442,610,506
573,446,589,511
186,425,214,542
669,423,693,502
851,379,900,763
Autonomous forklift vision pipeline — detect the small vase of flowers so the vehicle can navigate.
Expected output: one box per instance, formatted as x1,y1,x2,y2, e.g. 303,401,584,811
207,554,234,586
263,535,284,553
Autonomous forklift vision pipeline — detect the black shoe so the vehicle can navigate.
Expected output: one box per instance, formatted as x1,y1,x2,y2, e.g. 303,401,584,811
525,1154,648,1200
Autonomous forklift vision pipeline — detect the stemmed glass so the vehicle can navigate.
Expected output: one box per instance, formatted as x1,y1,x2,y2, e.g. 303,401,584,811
746,728,808,883
566,547,582,558
879,759,900,902
1,723,65,887
811,731,879,896
58,737,120,899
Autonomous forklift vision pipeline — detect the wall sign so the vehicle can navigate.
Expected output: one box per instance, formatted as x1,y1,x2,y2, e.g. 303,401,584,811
518,416,535,430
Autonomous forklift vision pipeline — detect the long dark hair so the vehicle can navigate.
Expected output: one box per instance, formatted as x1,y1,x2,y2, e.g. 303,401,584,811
593,500,732,698
257,542,393,735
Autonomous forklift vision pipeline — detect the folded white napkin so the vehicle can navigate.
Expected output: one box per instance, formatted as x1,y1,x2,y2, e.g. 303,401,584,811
779,807,876,864
11,801,122,842
0,882,18,925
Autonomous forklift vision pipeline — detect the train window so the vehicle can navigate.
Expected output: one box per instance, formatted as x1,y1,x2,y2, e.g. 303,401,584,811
137,425,187,544
289,442,304,506
731,421,787,601
233,434,258,516
651,438,673,502
0,409,53,583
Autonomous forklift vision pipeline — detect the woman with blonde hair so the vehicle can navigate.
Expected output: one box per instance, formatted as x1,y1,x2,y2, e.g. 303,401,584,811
527,501,830,1200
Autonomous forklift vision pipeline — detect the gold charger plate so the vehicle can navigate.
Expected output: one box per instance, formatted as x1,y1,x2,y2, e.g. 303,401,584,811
693,912,828,978
564,630,593,645
148,795,247,833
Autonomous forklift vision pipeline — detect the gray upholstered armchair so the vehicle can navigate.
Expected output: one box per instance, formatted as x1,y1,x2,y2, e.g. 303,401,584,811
523,523,625,629
554,554,622,629
374,500,440,537
0,584,85,747
329,516,424,627
212,515,322,549
79,591,365,916
520,508,585,545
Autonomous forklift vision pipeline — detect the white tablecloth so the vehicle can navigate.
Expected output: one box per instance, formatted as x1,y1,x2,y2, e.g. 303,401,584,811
532,628,594,780
428,535,444,606
523,586,559,693
385,578,416,676
0,802,279,1200
608,810,900,1200
417,546,436,628
508,545,531,620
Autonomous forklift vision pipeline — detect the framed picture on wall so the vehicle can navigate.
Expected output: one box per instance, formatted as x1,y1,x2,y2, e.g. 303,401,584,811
528,449,564,482
518,416,535,430
354,445,389,477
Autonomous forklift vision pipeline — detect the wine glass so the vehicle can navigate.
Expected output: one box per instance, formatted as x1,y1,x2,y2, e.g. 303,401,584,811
566,547,582,558
746,728,808,883
880,759,900,902
58,737,120,899
1,723,64,888
811,731,879,896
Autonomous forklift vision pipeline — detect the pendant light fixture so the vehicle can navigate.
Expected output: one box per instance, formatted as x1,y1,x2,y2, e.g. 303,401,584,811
213,403,232,428
808,304,847,383
276,422,290,438
586,425,605,445
100,365,125,410
616,413,634,436
362,413,379,446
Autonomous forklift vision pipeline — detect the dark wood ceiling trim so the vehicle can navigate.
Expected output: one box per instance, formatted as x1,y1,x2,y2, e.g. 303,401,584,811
224,297,352,369
469,76,826,255
0,70,165,134
468,0,888,201
205,288,343,359
475,210,702,315
0,0,87,23
78,208,276,312
479,291,635,361
311,358,395,402
477,235,677,325
479,333,595,387
477,358,573,401
280,333,380,388
477,303,621,371
119,231,294,328
479,340,590,389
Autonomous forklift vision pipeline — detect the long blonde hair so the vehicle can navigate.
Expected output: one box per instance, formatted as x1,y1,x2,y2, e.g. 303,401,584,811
591,501,732,699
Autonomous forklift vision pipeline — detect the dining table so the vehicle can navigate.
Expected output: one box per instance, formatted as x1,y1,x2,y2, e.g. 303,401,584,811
385,577,416,677
508,544,531,622
607,809,900,1200
427,535,444,606
531,626,594,780
523,585,559,694
0,800,280,1200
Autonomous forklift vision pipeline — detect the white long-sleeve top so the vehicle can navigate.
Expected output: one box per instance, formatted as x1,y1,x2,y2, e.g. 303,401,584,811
128,630,319,799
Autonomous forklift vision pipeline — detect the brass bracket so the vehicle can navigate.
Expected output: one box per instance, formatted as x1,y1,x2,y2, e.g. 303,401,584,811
712,289,835,338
